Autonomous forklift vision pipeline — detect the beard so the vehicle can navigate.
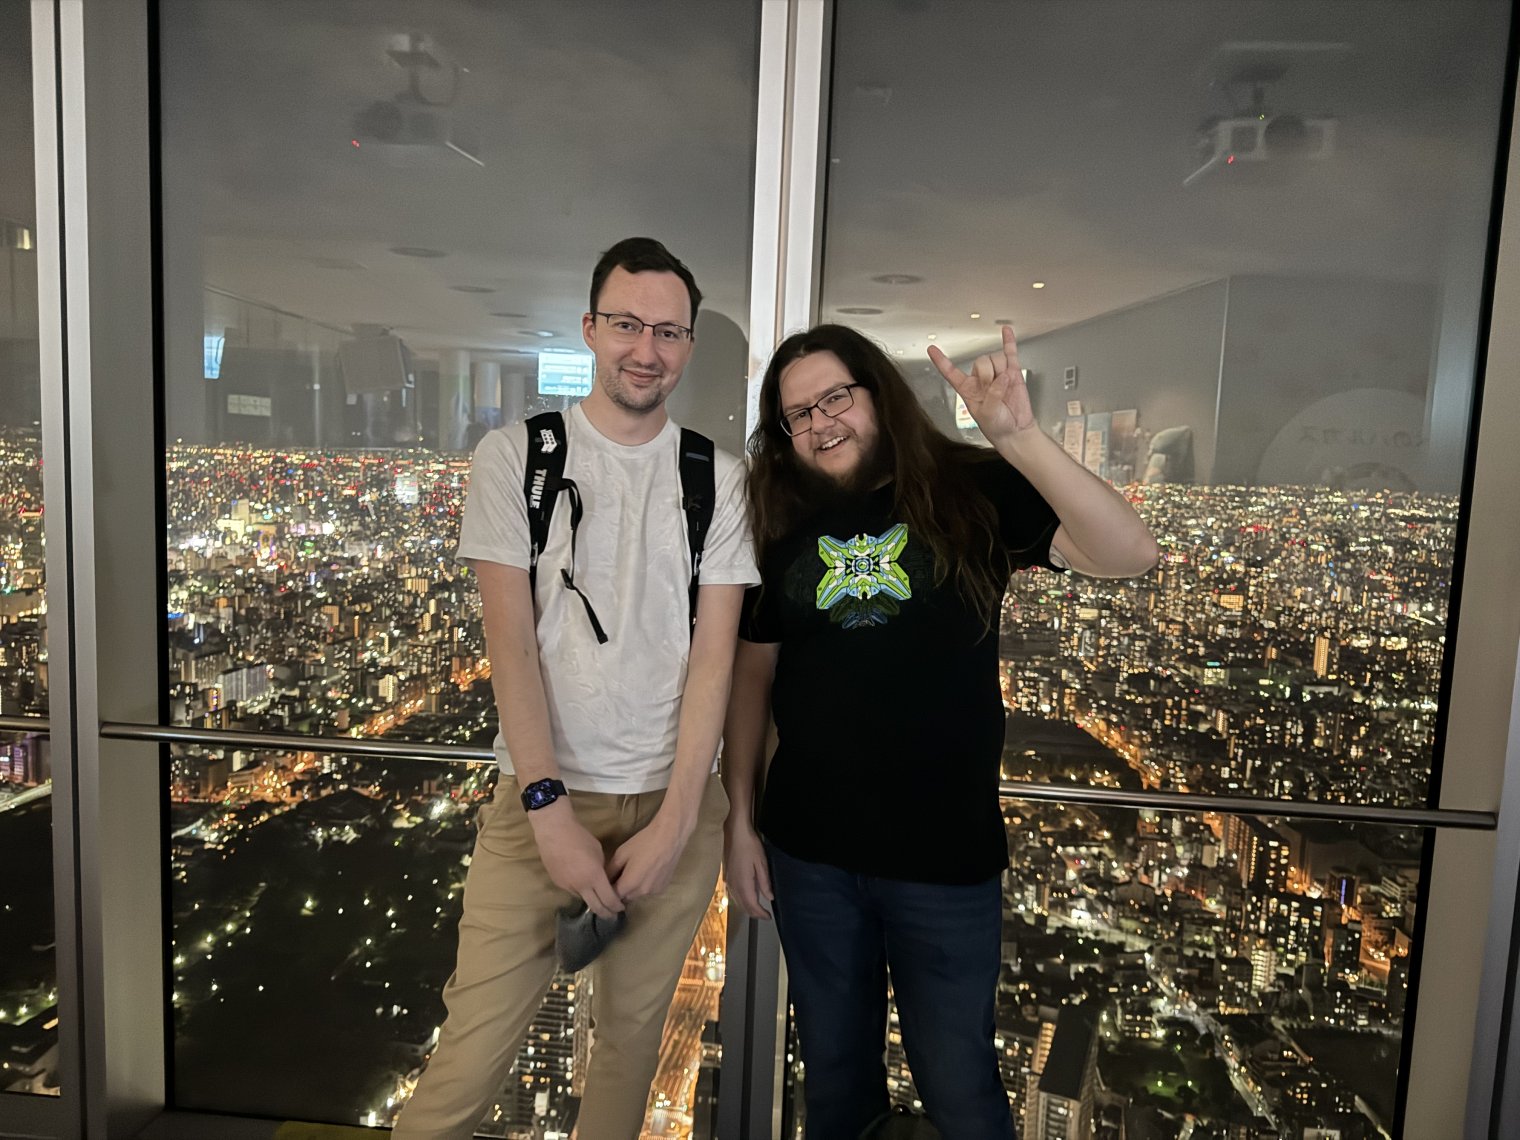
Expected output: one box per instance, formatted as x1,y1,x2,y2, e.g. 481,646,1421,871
794,434,892,504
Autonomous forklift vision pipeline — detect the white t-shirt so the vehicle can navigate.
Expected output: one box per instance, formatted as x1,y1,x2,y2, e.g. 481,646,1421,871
456,404,758,793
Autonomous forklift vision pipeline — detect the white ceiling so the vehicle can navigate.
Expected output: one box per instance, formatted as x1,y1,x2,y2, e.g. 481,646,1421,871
0,2,37,230
15,1,1516,372
160,0,760,365
819,0,1510,362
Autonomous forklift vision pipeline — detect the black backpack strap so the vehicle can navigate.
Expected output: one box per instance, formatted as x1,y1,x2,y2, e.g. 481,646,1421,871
678,428,716,633
523,411,608,645
523,412,567,599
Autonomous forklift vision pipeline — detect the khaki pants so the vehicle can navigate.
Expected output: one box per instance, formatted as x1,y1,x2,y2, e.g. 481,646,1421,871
392,772,728,1140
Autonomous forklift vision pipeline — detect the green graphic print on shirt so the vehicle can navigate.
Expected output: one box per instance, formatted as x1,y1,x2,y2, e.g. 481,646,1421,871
814,523,913,630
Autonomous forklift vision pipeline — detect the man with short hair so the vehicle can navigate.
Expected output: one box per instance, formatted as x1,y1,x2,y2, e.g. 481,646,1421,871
724,323,1157,1139
395,238,757,1139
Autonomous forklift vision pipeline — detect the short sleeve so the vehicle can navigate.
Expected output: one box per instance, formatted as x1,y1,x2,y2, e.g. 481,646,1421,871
693,450,760,587
456,427,532,569
976,458,1062,572
739,582,781,644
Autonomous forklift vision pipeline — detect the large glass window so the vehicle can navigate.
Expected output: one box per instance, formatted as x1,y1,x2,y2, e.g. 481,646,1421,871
167,743,726,1133
783,800,1427,1138
0,0,56,1103
158,1,759,1133
0,1,45,715
817,0,1511,1134
821,0,1510,810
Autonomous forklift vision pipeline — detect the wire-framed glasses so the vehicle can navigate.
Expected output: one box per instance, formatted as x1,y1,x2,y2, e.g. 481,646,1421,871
593,312,693,343
779,384,860,436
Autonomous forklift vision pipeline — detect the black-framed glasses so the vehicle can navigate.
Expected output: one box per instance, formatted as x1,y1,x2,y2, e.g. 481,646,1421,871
779,384,860,436
593,311,693,343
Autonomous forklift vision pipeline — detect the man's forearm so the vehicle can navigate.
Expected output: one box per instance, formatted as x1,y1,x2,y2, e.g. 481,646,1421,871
474,560,561,788
658,584,747,836
722,639,778,830
992,428,1158,577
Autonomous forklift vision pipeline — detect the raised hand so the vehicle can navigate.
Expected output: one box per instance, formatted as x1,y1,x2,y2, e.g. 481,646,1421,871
927,324,1036,446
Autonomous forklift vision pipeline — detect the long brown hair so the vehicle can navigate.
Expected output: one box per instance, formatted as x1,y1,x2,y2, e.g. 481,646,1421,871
747,324,1009,621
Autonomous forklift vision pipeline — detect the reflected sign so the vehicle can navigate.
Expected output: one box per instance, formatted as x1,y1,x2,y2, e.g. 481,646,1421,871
538,350,594,397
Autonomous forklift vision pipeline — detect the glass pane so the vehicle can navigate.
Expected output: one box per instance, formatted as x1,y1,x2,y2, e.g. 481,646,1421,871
0,0,58,1104
0,730,56,1097
781,802,1426,1138
159,6,757,1128
821,0,1511,809
168,745,725,1135
160,0,757,747
0,0,45,719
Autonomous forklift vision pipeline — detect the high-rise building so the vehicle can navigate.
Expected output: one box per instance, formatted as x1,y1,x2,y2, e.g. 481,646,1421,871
1022,1006,1098,1140
1312,633,1333,678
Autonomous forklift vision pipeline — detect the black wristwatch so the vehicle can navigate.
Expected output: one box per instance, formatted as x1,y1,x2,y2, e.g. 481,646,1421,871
520,777,568,812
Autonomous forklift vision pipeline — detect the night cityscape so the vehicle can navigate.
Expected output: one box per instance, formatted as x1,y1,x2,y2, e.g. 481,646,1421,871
0,434,1454,1138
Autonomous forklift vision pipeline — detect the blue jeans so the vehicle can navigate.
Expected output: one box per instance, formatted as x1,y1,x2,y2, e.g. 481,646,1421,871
766,843,1017,1140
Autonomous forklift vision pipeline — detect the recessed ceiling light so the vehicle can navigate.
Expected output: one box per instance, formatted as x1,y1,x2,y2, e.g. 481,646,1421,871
450,284,496,294
389,246,447,258
926,334,937,341
969,312,981,319
871,274,923,285
1031,281,1046,289
893,349,906,356
490,311,528,319
837,306,884,316
517,329,558,338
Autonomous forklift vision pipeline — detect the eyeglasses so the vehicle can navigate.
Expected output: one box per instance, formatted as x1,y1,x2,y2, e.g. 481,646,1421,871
593,312,693,343
779,384,860,436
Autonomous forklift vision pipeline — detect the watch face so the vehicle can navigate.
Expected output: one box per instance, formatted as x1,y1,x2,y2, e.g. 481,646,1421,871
522,779,563,810
526,785,555,809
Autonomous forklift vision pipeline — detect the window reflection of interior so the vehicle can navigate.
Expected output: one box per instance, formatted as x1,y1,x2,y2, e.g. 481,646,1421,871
153,2,761,1134
0,0,1502,1135
811,1,1510,1136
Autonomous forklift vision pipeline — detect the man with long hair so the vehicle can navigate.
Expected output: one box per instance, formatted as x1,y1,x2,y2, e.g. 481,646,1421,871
395,238,757,1139
723,323,1157,1138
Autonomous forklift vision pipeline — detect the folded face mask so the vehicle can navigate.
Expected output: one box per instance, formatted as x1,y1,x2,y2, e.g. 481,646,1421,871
555,901,627,972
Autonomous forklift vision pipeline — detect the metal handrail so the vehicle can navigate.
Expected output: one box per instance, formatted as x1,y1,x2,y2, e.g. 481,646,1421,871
100,720,493,762
993,779,1494,829
94,719,1498,830
0,715,49,733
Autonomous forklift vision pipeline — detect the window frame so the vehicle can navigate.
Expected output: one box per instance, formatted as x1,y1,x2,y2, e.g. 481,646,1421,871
7,0,1520,1136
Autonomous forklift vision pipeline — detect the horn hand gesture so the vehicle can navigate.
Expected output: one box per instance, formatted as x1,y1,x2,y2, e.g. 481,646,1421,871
927,325,1036,448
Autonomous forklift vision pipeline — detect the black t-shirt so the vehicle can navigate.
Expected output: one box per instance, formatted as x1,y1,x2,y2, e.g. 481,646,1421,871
741,457,1061,884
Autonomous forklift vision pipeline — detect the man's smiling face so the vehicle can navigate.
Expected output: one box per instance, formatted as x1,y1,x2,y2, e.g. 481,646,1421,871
582,266,694,417
778,350,884,489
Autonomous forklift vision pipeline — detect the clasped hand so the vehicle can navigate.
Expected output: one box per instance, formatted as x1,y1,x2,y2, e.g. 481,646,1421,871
531,805,687,919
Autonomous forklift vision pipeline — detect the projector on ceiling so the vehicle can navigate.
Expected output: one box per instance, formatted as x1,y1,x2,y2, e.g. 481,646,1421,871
351,98,483,168
1184,113,1336,187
